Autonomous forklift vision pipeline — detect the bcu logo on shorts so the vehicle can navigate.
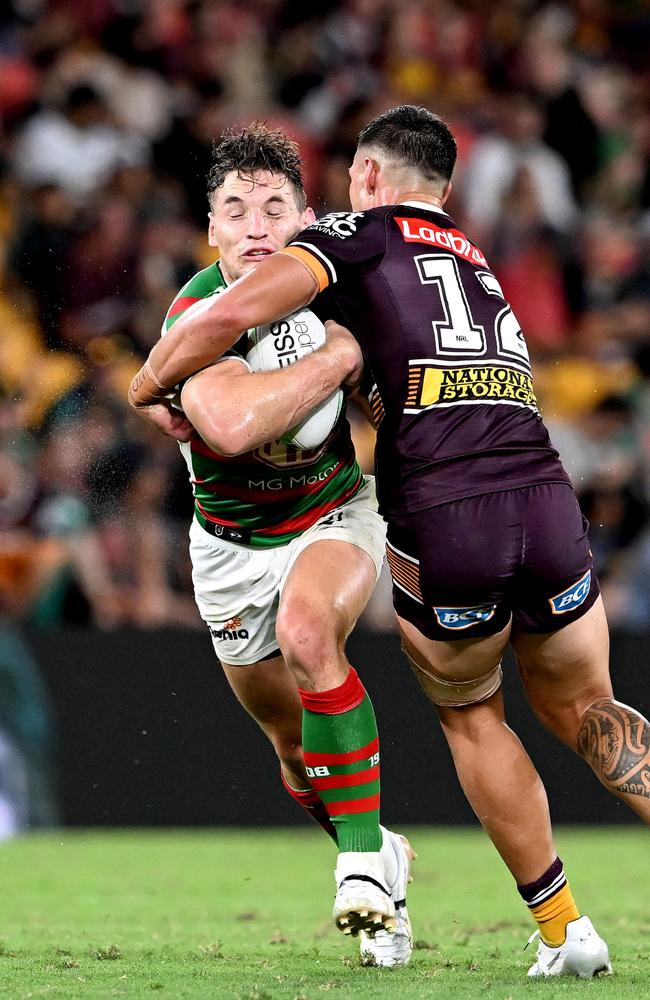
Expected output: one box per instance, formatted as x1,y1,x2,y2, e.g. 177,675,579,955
549,570,591,614
209,616,249,641
434,604,497,629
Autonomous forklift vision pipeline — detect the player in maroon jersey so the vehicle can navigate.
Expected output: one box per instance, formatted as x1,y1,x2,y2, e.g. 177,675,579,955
130,107,650,977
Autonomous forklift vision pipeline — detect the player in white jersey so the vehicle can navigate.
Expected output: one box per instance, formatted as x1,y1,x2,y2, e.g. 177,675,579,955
131,125,413,965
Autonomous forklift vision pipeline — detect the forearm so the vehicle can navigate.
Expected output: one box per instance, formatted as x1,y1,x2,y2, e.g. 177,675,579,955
152,297,242,388
129,255,317,407
182,348,348,456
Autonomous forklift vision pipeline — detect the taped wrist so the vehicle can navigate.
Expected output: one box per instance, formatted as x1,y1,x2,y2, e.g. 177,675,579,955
128,361,168,407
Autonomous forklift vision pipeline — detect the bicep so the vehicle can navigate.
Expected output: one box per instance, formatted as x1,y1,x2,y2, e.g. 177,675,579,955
147,254,318,389
180,359,249,436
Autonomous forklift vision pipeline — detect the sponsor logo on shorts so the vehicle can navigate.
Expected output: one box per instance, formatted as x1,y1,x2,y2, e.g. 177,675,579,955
434,604,497,629
549,570,591,615
208,616,249,641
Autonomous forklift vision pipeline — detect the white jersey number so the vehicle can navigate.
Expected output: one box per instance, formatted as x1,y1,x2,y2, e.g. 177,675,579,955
415,254,486,356
415,254,529,366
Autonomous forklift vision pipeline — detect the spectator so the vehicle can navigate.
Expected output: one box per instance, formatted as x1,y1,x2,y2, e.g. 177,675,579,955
461,91,577,247
1,0,649,637
9,184,75,349
12,84,148,202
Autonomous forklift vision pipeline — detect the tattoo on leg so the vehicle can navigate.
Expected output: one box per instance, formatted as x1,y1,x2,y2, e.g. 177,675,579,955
578,699,650,800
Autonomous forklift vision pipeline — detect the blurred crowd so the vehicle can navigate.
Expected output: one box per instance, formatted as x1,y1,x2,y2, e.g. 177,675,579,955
1,0,650,638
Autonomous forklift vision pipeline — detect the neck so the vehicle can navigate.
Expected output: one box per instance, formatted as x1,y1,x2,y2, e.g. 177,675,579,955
396,189,444,208
218,259,235,285
370,185,445,210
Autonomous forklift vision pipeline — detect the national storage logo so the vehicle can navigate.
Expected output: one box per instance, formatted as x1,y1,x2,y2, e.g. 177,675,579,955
406,364,537,410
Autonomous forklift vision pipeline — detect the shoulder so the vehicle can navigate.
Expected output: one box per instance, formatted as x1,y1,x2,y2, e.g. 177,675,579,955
301,207,390,241
286,208,389,283
172,261,226,302
163,261,226,333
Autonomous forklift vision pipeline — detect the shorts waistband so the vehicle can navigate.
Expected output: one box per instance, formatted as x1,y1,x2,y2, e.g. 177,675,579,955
195,510,252,545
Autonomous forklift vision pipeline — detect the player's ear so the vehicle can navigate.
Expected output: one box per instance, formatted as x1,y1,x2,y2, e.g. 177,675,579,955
301,206,316,227
207,212,219,247
364,157,378,196
441,180,452,205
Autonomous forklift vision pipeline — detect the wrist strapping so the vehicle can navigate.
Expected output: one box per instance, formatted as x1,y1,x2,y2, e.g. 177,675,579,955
128,360,168,407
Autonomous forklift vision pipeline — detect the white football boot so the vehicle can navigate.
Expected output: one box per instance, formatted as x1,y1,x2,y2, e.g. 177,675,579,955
526,916,613,978
359,827,414,967
333,846,396,939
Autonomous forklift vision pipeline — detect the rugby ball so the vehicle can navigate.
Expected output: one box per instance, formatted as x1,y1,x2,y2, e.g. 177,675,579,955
246,308,344,450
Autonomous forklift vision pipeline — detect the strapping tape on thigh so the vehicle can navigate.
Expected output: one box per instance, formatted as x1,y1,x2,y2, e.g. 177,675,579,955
403,649,503,707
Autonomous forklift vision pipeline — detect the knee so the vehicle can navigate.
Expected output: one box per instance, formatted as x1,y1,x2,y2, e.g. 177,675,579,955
268,727,305,775
276,598,341,675
532,693,611,750
531,697,587,748
437,691,505,745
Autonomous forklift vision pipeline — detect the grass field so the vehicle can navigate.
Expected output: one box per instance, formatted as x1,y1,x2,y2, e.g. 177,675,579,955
0,827,647,999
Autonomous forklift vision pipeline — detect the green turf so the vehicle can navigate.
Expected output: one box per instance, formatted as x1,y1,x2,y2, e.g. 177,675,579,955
0,828,647,999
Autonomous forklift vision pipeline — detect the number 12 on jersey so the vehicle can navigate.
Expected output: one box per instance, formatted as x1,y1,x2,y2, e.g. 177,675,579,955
406,254,536,413
415,253,529,363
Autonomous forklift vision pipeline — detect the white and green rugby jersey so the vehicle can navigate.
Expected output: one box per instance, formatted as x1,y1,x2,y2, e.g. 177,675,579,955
165,260,363,547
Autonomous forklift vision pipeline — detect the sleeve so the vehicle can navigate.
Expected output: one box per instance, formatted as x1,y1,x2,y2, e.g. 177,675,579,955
280,210,385,292
160,268,249,398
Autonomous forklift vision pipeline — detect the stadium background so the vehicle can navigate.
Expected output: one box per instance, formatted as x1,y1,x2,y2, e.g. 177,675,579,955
0,0,649,833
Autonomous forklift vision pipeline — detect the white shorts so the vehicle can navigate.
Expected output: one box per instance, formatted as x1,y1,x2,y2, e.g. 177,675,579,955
189,477,386,666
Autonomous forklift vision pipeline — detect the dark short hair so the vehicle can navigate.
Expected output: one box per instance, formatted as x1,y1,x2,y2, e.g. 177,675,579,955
357,105,457,184
207,123,306,211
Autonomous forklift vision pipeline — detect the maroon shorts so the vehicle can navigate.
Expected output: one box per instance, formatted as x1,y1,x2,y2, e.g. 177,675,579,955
386,483,600,640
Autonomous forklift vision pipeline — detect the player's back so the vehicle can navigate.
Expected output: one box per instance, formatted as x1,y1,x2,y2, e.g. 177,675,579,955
286,204,570,517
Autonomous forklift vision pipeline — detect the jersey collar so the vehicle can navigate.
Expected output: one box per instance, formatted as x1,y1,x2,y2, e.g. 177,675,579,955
401,200,449,215
215,258,230,285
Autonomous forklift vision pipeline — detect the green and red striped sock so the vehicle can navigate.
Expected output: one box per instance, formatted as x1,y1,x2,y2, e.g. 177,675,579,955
299,667,382,853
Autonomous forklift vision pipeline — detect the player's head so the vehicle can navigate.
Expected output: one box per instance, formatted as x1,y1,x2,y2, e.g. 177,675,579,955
207,123,314,282
350,105,457,211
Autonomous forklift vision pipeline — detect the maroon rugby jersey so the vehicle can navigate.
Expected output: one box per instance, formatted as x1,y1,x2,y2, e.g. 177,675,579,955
282,202,570,518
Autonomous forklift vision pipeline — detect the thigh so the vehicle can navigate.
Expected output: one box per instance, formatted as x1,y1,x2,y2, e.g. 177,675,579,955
279,477,386,634
189,518,286,665
398,612,511,681
280,539,378,641
512,596,613,738
386,494,521,641
284,477,387,583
